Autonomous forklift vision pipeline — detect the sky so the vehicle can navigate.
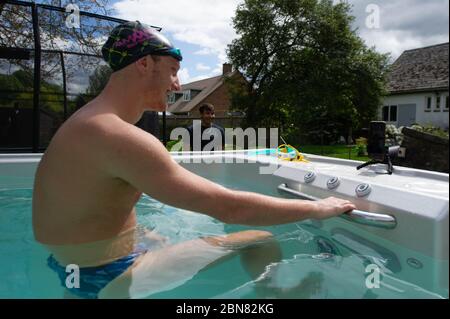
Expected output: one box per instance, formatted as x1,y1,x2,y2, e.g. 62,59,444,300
3,0,447,91
110,0,449,85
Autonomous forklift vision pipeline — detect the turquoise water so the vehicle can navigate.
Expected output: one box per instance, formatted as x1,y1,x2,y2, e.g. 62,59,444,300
0,184,448,299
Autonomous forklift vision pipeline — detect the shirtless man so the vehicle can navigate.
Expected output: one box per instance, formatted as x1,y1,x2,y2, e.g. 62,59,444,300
32,21,356,299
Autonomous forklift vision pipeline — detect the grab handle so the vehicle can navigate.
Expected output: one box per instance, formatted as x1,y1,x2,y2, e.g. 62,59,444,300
277,183,397,229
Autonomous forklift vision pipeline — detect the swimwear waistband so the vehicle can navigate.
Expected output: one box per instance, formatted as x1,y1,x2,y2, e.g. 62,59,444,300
43,226,143,267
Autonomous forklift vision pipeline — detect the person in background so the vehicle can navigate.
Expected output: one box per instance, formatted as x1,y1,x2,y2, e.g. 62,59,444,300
186,103,225,151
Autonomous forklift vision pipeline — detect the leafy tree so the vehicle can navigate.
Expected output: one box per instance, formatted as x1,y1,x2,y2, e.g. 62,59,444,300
86,64,112,96
0,69,67,118
74,64,112,109
227,0,389,144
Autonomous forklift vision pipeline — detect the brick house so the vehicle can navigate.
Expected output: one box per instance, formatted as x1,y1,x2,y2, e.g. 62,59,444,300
167,63,246,118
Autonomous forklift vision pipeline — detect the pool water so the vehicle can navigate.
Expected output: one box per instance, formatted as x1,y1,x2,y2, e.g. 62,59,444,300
0,184,448,299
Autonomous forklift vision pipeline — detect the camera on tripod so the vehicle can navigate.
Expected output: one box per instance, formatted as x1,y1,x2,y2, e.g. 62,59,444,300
357,121,400,175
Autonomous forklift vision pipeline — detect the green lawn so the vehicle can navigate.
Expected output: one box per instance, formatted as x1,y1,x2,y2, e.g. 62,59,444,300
295,145,370,162
170,140,369,162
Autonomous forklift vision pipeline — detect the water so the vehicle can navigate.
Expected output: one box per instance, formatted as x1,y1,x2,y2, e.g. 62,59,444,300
0,185,448,299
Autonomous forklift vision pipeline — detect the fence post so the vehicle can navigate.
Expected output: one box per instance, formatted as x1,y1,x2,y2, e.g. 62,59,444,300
32,3,41,153
59,51,68,121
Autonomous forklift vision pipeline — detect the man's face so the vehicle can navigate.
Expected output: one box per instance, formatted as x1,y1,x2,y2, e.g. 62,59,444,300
201,109,215,126
144,56,180,111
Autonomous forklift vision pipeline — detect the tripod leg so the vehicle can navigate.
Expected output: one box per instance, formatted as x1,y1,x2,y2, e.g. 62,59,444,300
386,156,393,175
357,160,378,170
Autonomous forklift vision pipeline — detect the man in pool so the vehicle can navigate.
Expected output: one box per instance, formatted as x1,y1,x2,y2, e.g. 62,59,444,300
32,21,356,299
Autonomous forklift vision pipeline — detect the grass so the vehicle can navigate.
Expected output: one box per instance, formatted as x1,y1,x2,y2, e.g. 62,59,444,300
295,145,370,162
167,139,370,162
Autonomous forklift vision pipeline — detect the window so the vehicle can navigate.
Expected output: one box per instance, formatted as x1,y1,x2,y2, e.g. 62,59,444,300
426,96,432,111
446,96,449,111
382,105,397,122
183,90,191,101
436,96,441,110
168,93,176,104
382,106,389,121
390,105,397,122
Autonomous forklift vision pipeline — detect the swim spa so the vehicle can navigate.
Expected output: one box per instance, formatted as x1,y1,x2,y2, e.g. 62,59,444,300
0,151,448,299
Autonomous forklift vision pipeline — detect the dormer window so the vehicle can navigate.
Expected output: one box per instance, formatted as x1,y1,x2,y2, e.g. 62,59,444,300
168,93,176,104
183,90,191,101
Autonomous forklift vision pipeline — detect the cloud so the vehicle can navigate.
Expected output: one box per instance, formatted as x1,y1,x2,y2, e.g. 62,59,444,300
195,63,211,72
360,29,449,61
112,0,448,67
347,0,449,59
193,48,215,56
113,0,243,63
177,67,191,85
178,67,209,84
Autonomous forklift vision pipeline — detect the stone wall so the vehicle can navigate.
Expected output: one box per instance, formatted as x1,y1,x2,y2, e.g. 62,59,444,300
392,127,449,173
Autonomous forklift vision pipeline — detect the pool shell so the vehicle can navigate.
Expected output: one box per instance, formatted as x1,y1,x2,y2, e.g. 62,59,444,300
0,150,449,296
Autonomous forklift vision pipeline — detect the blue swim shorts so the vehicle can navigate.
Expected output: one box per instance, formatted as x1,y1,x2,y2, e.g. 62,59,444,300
47,249,147,299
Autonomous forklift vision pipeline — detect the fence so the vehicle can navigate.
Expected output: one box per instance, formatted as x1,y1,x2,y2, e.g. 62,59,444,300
0,0,162,152
0,1,243,153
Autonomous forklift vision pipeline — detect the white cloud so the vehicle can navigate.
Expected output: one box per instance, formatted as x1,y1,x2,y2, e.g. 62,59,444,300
194,48,215,56
177,67,209,84
212,63,223,75
349,0,449,60
195,63,211,71
113,0,242,62
177,67,191,85
359,29,449,61
112,0,448,68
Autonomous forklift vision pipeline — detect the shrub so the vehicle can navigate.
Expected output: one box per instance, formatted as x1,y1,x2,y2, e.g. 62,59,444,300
410,124,449,139
355,137,367,156
166,138,183,152
385,124,403,146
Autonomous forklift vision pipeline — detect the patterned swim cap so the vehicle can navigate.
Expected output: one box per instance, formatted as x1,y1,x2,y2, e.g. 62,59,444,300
101,21,183,72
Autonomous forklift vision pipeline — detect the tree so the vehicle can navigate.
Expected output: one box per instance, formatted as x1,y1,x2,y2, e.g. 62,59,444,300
74,64,112,109
227,0,389,144
86,64,112,96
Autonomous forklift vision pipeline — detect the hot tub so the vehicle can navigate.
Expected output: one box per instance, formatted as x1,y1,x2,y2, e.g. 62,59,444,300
0,151,448,298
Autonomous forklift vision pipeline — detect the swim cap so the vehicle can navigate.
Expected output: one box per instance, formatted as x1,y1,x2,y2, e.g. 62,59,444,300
101,21,183,72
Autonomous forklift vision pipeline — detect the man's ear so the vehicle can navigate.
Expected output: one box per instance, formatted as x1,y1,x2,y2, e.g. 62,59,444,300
135,56,151,74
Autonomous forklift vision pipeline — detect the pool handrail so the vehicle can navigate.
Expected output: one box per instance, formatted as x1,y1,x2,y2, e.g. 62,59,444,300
277,183,398,229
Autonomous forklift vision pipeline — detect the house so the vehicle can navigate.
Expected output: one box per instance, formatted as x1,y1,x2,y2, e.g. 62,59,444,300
381,42,449,129
167,63,246,118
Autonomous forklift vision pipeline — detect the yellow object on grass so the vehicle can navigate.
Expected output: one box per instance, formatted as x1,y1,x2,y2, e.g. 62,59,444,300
277,144,309,163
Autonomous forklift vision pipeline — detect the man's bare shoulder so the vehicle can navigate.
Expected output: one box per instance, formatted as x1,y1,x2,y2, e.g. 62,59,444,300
52,105,166,173
70,108,170,176
65,108,157,148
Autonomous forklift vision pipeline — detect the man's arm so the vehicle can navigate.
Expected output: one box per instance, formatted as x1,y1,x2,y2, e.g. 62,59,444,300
101,123,355,226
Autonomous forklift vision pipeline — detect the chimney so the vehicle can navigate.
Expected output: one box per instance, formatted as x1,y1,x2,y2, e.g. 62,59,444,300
222,63,232,75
